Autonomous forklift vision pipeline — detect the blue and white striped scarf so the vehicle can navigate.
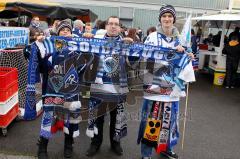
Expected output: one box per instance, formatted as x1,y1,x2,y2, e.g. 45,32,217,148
25,36,191,120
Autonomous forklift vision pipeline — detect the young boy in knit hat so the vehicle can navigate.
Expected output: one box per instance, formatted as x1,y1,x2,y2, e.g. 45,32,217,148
37,20,83,159
137,5,195,159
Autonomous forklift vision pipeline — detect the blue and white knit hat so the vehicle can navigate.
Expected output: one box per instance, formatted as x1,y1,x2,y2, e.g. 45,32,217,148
159,5,176,23
56,20,73,35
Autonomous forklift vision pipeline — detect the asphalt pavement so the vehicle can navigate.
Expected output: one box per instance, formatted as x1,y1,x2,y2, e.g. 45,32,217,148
0,73,240,159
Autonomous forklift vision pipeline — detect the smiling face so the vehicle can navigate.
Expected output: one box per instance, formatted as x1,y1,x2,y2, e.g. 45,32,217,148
106,17,120,37
160,12,174,29
59,27,71,37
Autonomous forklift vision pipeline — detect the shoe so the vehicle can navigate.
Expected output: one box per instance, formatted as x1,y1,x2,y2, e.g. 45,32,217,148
111,142,123,156
142,157,152,159
225,86,229,89
231,86,234,88
160,151,178,159
86,144,100,157
64,134,74,158
37,136,49,159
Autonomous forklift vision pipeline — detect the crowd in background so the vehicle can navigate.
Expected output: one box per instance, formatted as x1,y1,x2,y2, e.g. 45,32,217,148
0,16,159,44
1,15,239,89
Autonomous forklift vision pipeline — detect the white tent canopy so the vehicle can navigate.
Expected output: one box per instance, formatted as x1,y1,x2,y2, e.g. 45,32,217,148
192,10,240,21
192,13,240,21
192,9,240,69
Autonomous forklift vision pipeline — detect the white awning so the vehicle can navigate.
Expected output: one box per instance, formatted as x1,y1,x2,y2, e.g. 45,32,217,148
192,11,240,21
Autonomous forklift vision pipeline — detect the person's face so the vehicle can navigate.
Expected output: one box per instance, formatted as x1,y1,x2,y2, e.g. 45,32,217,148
59,27,71,37
160,12,174,28
85,25,92,33
106,18,120,37
33,17,40,25
36,33,45,42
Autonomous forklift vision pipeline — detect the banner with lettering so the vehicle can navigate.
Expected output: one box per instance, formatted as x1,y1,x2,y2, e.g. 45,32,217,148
0,27,29,50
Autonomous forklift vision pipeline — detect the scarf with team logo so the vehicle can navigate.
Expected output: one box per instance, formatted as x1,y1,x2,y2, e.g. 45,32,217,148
26,36,191,140
86,34,128,141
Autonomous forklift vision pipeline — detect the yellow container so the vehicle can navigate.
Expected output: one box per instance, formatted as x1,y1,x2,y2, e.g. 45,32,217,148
213,72,226,85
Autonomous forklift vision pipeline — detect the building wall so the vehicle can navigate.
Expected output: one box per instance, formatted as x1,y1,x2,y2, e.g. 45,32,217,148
50,0,231,33
75,5,119,22
107,0,229,10
133,9,158,33
51,0,230,10
132,9,200,32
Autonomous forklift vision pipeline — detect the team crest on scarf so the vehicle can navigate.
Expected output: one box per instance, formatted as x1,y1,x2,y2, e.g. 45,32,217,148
49,75,64,93
54,39,67,52
103,54,119,77
64,65,79,92
104,38,119,48
64,65,79,85
163,50,180,62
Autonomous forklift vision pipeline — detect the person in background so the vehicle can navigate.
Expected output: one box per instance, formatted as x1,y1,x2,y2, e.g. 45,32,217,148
0,22,6,26
143,26,157,43
29,16,41,43
45,19,60,37
9,20,18,27
191,29,198,54
126,28,140,42
212,31,222,47
120,25,128,37
222,35,240,88
228,26,240,42
73,19,85,37
137,27,143,42
125,28,141,82
83,22,94,38
203,33,213,45
196,28,202,43
92,19,102,35
94,20,107,37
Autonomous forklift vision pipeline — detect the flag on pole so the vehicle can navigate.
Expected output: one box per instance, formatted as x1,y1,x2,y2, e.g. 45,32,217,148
179,13,192,151
179,14,192,48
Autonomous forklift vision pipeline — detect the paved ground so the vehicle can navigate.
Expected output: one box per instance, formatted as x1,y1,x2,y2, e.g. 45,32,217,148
0,73,240,159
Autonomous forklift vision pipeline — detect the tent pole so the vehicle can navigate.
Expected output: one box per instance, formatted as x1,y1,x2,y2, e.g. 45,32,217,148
226,21,232,35
18,7,21,26
219,21,226,56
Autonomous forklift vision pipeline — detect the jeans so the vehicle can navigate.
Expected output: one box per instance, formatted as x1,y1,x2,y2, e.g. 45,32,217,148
141,143,153,157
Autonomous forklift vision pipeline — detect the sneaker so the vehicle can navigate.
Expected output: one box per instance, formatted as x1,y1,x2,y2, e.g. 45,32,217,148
160,151,178,159
231,86,234,88
225,86,229,89
86,144,100,157
111,142,123,156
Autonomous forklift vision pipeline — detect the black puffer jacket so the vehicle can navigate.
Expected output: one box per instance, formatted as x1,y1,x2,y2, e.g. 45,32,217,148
222,40,240,59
